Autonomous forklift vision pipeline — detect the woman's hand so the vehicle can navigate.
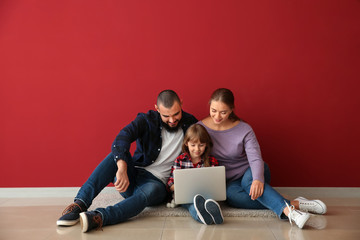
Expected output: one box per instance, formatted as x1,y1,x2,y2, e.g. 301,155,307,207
114,160,129,192
249,180,264,200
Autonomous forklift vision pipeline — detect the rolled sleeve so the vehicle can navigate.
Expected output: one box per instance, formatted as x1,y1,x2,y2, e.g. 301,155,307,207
111,114,146,164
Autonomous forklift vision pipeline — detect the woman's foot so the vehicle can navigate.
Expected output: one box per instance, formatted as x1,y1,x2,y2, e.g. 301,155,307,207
295,197,327,215
285,201,310,229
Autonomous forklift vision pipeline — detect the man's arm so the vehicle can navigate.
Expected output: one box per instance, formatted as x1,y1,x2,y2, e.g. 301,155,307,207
112,114,148,192
111,113,147,164
114,160,129,192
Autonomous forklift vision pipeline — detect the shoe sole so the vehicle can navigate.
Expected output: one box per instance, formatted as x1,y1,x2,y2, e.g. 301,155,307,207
79,212,88,233
56,218,79,226
205,200,224,224
193,195,213,225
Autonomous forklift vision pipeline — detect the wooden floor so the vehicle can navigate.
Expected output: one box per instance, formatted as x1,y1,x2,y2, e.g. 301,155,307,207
0,188,359,240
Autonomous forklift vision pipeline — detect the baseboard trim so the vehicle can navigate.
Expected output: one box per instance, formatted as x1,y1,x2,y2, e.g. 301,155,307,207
0,187,359,198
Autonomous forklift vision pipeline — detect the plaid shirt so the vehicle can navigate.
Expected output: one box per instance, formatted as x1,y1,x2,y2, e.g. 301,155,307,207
167,152,218,188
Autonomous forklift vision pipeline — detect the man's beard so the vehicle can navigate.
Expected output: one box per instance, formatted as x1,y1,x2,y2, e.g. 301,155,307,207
162,120,181,132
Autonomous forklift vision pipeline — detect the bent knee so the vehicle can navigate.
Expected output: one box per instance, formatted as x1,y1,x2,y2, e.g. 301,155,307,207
139,182,167,205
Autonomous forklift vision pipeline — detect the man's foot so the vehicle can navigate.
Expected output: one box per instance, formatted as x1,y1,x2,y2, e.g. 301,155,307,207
193,194,213,225
205,199,224,224
80,211,103,233
295,197,327,215
285,201,310,229
57,200,87,226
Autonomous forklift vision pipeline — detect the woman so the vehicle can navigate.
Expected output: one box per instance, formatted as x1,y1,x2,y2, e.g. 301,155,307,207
198,88,327,229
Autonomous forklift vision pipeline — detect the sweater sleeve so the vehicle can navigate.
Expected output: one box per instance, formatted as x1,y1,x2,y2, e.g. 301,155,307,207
244,129,264,183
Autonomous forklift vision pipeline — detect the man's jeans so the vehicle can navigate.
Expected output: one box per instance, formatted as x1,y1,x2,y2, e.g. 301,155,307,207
75,153,168,226
226,163,290,219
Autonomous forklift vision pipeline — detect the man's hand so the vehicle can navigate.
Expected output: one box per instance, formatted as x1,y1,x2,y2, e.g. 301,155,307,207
249,180,264,200
114,160,129,193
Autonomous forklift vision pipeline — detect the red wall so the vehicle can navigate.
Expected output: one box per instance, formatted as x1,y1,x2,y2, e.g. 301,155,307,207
1,0,359,187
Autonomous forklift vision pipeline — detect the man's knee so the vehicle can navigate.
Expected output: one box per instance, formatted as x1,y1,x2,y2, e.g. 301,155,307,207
138,182,167,205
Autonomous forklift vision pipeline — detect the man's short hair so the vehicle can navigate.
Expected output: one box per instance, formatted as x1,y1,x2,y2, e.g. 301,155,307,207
157,90,181,108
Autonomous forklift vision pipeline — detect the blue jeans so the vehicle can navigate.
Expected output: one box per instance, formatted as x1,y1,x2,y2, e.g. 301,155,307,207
182,204,202,223
226,163,289,219
75,153,168,226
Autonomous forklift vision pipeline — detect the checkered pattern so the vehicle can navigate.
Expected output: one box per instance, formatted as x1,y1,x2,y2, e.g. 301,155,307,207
167,153,218,188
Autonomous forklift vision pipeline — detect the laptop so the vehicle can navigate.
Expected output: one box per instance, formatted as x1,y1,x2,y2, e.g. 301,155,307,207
173,166,227,204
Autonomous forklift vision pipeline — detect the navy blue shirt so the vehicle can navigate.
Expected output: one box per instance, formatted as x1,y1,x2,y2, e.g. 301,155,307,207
111,110,198,167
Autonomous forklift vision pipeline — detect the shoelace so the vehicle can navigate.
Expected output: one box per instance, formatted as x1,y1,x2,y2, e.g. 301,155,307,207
285,200,295,226
62,203,81,215
93,215,103,231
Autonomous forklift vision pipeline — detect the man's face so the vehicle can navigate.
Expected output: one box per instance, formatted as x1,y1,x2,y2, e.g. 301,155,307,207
156,101,183,131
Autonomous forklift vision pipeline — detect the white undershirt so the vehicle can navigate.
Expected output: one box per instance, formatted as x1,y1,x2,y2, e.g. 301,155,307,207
140,128,183,184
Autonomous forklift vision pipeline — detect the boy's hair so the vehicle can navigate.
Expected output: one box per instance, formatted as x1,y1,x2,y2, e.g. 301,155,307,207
182,124,213,167
157,90,181,108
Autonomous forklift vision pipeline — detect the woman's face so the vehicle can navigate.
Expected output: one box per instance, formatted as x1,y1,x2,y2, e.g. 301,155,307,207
209,100,232,125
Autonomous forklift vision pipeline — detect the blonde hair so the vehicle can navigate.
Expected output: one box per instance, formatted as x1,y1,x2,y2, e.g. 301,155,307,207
182,124,213,167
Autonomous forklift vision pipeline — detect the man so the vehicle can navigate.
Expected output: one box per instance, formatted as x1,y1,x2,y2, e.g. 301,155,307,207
57,90,198,232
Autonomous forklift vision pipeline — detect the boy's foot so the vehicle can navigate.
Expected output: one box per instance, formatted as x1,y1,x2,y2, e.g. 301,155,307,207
193,194,213,225
285,201,310,229
57,200,87,226
205,199,224,224
295,197,327,215
80,211,103,233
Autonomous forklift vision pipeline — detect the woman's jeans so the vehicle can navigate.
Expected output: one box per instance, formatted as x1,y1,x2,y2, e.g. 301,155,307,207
226,163,289,219
75,153,168,226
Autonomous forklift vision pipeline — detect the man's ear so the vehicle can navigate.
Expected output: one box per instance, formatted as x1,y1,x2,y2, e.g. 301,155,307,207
155,104,159,112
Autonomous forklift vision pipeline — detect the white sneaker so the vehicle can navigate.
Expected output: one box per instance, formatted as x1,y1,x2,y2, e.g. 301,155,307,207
295,197,327,215
306,214,327,229
285,201,310,229
288,227,305,240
